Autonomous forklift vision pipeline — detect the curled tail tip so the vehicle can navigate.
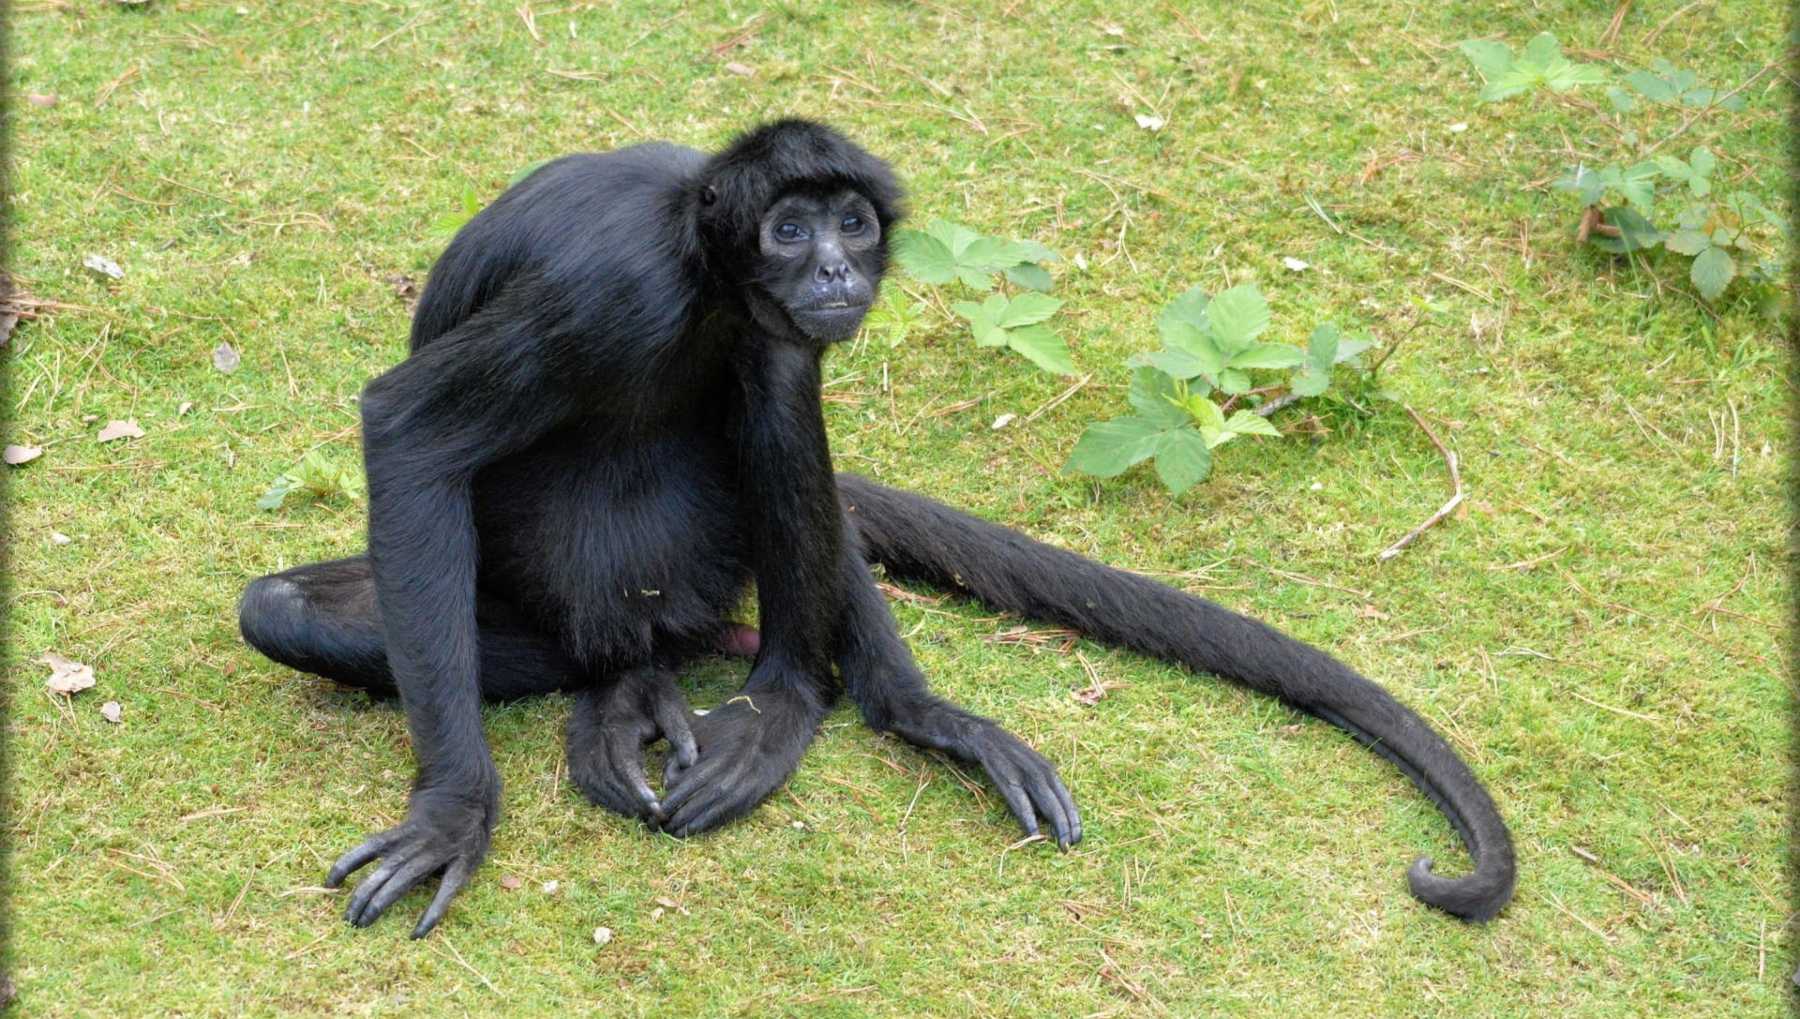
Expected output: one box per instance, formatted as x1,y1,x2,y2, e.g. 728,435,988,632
1407,855,1516,923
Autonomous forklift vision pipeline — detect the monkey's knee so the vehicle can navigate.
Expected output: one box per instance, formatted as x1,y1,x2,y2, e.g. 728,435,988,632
238,575,311,666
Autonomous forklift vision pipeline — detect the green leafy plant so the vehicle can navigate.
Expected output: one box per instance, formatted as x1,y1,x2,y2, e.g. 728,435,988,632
1066,284,1373,495
1458,33,1606,101
259,451,365,511
891,219,1072,373
1459,34,1783,303
952,292,1071,374
861,289,930,348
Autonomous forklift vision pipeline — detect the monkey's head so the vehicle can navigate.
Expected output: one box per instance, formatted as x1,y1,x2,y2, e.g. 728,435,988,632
696,120,904,346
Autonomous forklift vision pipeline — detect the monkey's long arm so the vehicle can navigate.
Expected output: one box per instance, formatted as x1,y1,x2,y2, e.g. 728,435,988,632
837,473,1515,922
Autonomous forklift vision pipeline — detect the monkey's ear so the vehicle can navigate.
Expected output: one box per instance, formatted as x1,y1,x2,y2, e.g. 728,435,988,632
699,185,718,206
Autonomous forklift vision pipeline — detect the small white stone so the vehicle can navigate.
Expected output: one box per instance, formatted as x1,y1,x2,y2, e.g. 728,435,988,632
991,413,1016,430
592,926,614,946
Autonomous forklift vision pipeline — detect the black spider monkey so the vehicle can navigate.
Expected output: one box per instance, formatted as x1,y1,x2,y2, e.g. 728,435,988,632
239,119,1515,937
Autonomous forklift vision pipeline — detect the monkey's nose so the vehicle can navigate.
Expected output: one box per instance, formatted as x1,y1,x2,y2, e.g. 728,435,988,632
814,261,851,283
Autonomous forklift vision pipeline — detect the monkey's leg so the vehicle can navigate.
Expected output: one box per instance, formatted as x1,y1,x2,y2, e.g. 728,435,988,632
238,556,576,700
834,525,1080,849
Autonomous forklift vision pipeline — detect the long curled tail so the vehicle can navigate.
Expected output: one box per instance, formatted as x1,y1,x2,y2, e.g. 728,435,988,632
838,473,1515,922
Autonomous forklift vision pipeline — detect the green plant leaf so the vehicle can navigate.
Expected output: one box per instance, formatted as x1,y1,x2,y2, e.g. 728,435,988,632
1151,428,1212,495
257,475,295,511
1142,347,1211,381
1216,368,1251,394
1005,262,1054,291
1000,239,1059,265
1335,336,1374,364
1457,39,1514,82
1158,285,1210,336
894,229,960,285
997,292,1063,328
927,219,983,258
1290,364,1330,397
1664,229,1711,256
1185,395,1225,431
1590,207,1664,253
1626,68,1676,103
1128,367,1191,428
1205,284,1269,353
1227,342,1305,370
1605,86,1637,112
1006,323,1074,374
1066,417,1163,477
952,296,1010,346
1305,322,1340,368
1690,246,1736,300
1224,410,1281,438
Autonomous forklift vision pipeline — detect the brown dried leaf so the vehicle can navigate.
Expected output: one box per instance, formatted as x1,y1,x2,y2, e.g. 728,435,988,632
27,93,58,108
97,419,145,443
498,874,523,890
723,61,755,77
4,444,43,466
101,701,123,724
1356,604,1390,621
41,652,96,695
212,341,240,374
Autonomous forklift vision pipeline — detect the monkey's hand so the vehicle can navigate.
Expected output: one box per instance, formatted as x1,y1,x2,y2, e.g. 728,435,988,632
891,704,1082,850
567,670,698,824
659,688,825,837
325,779,498,939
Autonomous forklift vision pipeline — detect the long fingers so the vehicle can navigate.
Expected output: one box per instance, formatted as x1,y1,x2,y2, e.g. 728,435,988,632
326,830,393,888
653,695,699,770
412,858,474,939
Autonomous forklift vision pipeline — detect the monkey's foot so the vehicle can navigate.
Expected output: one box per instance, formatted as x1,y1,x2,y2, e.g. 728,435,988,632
659,688,823,837
326,785,495,938
567,669,698,824
891,708,1081,849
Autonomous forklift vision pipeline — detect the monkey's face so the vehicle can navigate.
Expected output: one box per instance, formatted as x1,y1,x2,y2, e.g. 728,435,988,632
755,189,883,344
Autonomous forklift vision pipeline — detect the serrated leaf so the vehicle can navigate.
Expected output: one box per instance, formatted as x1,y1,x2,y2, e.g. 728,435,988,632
1690,246,1735,300
927,219,984,258
1457,39,1514,82
953,296,1010,346
1224,410,1282,438
1590,207,1664,253
1128,368,1191,428
1151,429,1212,495
1664,229,1711,256
1688,146,1716,178
1227,342,1305,370
1143,347,1211,381
1334,336,1374,364
1626,69,1676,103
1006,323,1074,375
1066,417,1164,477
1290,364,1330,397
1605,86,1637,112
959,236,1010,271
1158,285,1210,334
1520,32,1560,67
1216,368,1251,394
1205,284,1270,352
258,476,295,511
1306,322,1341,370
1186,396,1225,430
1480,71,1537,102
1545,59,1607,93
1001,239,1059,265
997,292,1063,328
1199,426,1233,449
1005,262,1054,291
893,229,959,285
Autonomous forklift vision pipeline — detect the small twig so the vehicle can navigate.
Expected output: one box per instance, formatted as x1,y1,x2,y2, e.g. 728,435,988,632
1599,0,1632,48
1025,373,1091,423
1253,391,1303,418
1377,407,1464,561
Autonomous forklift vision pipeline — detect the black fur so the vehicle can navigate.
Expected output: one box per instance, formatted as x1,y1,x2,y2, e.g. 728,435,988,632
238,119,1514,937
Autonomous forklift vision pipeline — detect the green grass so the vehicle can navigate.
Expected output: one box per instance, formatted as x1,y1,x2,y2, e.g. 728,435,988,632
6,2,1789,1015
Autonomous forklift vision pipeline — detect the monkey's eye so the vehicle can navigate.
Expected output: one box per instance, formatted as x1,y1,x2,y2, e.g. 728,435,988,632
840,214,865,235
775,222,805,242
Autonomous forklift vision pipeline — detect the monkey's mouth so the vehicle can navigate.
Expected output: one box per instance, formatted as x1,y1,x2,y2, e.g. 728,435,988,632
792,301,871,341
